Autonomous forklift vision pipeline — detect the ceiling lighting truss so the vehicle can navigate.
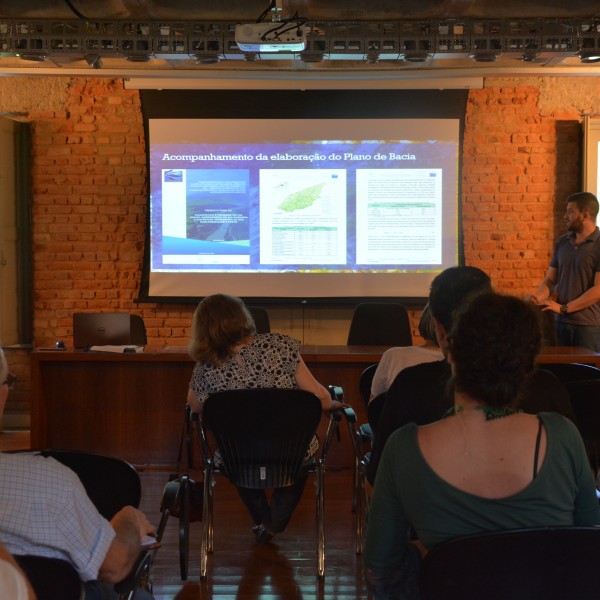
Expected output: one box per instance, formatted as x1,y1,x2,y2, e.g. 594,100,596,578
0,17,597,67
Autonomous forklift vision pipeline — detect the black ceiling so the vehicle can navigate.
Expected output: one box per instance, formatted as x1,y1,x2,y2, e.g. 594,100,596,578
0,0,599,21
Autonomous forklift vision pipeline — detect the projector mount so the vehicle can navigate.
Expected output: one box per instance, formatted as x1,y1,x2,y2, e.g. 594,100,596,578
235,0,307,52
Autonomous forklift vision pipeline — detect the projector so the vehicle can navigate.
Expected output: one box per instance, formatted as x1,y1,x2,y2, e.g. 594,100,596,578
235,22,306,53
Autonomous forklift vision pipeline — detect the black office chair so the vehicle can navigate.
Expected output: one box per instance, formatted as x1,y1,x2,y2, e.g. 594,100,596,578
197,388,342,579
12,450,156,600
537,362,600,384
539,308,558,346
340,406,368,554
38,449,142,518
347,302,412,346
357,363,378,440
420,527,600,600
564,379,600,473
341,392,387,554
358,363,378,409
15,555,81,600
366,393,386,440
247,305,271,334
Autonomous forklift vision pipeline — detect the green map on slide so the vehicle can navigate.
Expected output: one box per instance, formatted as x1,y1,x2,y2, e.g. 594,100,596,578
278,182,326,212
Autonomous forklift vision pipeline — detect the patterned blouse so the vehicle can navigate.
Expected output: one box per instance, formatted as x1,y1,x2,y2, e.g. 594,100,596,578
189,332,319,459
189,332,301,402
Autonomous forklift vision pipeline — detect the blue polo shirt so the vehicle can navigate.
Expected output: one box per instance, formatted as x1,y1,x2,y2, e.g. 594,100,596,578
550,227,600,325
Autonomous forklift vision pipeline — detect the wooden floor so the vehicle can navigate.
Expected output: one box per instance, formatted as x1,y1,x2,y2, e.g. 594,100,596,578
0,430,369,600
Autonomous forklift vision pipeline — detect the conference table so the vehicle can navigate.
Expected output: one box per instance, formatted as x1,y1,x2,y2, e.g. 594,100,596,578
30,345,600,468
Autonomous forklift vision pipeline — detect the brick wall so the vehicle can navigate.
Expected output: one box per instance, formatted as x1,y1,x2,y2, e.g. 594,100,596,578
0,74,598,423
462,79,582,294
28,78,194,349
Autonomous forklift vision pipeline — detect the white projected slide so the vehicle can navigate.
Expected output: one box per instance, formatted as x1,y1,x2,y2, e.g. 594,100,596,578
147,118,460,299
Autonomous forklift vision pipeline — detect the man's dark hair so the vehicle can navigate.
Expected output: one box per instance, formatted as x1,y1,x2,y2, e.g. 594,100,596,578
428,266,492,332
567,191,599,220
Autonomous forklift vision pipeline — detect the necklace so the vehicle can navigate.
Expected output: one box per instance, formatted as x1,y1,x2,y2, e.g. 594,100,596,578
443,405,522,421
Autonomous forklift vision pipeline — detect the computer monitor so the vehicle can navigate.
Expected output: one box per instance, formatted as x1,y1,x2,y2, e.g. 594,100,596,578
73,313,147,349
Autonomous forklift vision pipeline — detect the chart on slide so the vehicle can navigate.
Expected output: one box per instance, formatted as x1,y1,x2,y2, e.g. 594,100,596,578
259,169,347,265
355,168,442,265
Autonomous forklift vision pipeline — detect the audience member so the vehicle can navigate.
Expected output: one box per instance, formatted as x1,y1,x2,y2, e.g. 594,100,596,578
0,347,155,600
367,266,575,485
531,191,600,351
369,303,443,401
186,293,344,543
364,293,600,599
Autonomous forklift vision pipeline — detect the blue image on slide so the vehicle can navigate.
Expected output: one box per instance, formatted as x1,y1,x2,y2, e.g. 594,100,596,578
164,170,183,182
163,236,249,255
186,169,249,244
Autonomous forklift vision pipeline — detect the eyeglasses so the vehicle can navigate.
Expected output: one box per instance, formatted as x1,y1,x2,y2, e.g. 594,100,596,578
2,372,16,390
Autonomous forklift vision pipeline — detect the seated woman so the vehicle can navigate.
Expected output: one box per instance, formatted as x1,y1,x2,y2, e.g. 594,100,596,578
186,293,344,543
369,303,443,401
364,292,600,599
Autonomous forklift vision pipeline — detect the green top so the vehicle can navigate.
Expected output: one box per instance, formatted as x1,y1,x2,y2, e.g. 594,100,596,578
364,412,600,573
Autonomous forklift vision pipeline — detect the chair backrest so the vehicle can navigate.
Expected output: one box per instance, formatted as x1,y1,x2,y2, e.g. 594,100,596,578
563,380,600,443
202,388,323,488
38,449,141,519
420,527,600,600
539,309,558,346
537,362,600,383
15,555,82,600
347,302,412,346
247,306,271,334
366,393,386,439
358,363,378,408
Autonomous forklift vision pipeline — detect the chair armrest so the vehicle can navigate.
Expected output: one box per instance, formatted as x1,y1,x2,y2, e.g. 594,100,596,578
113,548,155,595
327,385,345,424
328,384,344,402
318,386,344,461
339,406,365,462
342,406,357,424
192,412,212,464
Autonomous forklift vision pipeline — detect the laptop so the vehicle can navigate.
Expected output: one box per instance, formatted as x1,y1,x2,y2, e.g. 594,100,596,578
73,313,147,349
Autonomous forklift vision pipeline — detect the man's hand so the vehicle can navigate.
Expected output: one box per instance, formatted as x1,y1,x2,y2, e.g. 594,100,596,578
100,507,156,583
112,506,156,538
528,293,543,305
539,300,561,314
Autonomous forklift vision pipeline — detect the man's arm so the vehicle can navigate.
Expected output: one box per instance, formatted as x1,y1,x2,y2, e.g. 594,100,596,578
530,266,558,305
99,506,155,584
540,271,600,314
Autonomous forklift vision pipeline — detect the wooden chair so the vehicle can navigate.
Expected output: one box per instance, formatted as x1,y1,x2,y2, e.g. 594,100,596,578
420,527,600,600
197,388,342,579
347,302,412,346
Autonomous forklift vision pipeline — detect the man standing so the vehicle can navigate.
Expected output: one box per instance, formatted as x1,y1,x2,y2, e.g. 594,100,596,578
531,192,600,352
